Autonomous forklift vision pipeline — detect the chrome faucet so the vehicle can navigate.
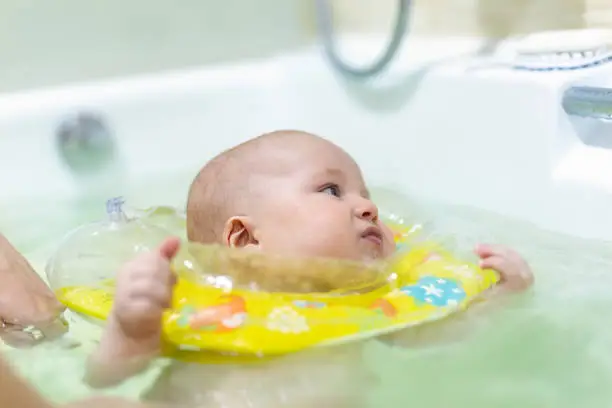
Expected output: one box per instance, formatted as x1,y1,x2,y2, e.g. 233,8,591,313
563,86,612,120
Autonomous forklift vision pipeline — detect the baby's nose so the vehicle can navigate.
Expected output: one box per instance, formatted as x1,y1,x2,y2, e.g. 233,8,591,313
356,199,379,222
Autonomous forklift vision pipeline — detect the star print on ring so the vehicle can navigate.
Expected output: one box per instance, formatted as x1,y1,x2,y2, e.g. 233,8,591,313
400,276,466,307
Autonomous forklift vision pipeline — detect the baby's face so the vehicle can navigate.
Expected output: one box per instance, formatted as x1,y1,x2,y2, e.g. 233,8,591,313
232,139,395,262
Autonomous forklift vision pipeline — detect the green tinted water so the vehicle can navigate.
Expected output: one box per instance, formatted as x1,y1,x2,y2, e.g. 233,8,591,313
2,186,611,407
372,191,612,408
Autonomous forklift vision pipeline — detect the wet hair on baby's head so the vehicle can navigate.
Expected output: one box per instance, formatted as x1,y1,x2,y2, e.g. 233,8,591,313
186,130,325,243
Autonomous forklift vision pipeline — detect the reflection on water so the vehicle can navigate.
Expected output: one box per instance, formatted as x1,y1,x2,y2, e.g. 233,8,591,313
3,187,612,407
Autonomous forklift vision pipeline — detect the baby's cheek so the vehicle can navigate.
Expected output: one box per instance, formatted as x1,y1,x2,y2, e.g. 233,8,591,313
380,223,396,257
283,224,347,258
382,244,396,258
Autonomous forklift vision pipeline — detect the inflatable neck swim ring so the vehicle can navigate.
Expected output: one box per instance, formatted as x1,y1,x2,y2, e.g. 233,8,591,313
48,198,499,360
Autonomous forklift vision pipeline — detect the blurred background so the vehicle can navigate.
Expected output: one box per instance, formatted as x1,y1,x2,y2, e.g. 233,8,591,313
0,0,609,93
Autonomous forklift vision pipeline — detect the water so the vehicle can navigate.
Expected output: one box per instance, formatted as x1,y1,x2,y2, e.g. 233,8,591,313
2,185,612,407
373,189,612,408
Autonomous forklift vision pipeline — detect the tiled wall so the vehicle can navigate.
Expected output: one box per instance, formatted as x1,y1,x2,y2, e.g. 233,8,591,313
0,0,606,93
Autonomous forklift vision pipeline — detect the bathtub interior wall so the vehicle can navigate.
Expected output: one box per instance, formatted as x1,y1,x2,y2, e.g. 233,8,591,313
2,36,612,250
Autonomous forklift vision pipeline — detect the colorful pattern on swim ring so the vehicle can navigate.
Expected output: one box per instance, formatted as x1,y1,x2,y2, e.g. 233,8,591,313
400,276,466,307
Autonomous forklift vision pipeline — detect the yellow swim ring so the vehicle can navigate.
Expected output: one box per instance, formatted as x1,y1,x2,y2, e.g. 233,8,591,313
49,199,499,358
55,232,499,358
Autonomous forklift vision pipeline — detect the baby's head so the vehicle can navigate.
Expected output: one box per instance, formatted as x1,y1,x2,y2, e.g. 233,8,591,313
186,130,395,262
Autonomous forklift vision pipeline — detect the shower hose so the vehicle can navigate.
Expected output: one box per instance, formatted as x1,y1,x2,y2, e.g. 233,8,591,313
315,0,412,78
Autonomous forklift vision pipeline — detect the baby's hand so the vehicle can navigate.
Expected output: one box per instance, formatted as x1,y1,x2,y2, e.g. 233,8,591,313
112,237,180,341
474,244,534,293
87,237,181,388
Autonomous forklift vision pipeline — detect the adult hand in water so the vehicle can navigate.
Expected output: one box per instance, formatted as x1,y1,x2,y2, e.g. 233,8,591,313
0,234,67,347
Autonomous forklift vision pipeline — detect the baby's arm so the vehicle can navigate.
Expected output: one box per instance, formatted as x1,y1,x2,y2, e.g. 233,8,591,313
85,237,180,388
384,244,534,347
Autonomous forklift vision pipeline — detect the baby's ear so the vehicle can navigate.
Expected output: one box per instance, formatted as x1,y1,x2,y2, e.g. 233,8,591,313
223,216,259,249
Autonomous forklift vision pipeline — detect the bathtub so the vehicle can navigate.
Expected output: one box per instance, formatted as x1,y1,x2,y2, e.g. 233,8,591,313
3,34,612,406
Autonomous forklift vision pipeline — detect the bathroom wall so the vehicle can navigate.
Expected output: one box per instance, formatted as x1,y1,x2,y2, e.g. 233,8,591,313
584,0,612,28
0,0,605,93
0,0,310,93
327,0,598,37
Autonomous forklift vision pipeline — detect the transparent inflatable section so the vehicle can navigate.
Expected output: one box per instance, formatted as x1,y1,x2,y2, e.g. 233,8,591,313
45,197,174,291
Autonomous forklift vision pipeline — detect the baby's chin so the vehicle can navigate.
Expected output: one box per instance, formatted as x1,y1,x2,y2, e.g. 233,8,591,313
357,246,392,263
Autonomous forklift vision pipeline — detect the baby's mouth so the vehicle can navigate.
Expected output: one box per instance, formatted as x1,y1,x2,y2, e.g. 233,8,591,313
361,226,383,247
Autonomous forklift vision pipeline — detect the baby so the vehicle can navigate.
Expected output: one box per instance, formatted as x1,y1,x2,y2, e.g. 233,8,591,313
86,131,534,407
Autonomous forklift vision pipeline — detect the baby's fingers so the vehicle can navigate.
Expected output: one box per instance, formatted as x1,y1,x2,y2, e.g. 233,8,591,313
158,237,181,261
480,255,534,291
474,244,502,258
120,298,168,328
474,244,520,260
478,255,506,273
126,256,176,285
130,280,174,309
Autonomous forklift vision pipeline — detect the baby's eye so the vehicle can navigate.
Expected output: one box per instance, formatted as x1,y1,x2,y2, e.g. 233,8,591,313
320,184,341,197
